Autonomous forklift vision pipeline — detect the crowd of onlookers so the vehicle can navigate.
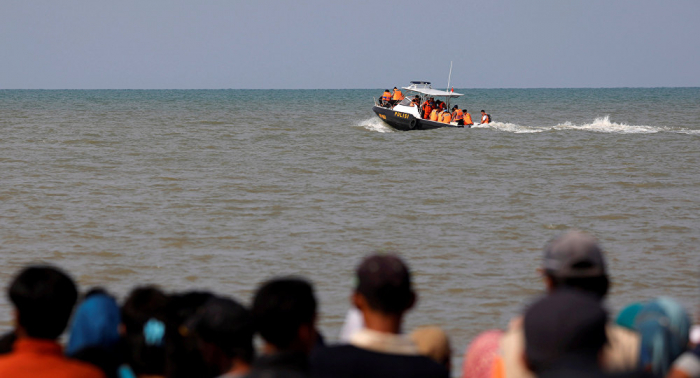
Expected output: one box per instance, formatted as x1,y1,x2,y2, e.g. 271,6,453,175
0,230,697,378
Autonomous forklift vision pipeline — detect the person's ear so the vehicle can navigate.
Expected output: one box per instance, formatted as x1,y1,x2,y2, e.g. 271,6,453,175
352,292,367,311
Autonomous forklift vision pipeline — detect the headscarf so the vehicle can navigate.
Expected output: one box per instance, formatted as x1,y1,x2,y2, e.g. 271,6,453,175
615,302,644,330
67,293,121,356
462,329,504,378
634,297,690,377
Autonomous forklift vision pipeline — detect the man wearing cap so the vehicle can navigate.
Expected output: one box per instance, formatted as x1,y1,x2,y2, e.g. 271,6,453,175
310,254,448,378
492,231,640,378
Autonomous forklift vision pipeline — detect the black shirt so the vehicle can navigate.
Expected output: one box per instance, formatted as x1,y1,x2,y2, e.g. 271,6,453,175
244,351,309,378
310,345,448,378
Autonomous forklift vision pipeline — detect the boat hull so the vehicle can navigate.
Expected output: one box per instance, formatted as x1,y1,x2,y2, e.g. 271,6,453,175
372,106,467,131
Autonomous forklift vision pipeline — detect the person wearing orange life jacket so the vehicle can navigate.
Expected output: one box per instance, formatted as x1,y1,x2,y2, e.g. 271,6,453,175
381,90,392,107
438,109,452,124
421,100,433,119
391,87,404,105
463,108,474,126
451,105,465,126
430,108,440,121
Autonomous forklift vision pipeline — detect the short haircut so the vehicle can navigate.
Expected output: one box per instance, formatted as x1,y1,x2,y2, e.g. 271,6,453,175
355,254,413,315
525,290,607,372
481,110,485,112
9,265,78,339
252,278,316,350
189,297,254,362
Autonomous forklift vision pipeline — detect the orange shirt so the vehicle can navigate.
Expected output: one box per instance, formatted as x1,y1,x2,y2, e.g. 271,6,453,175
0,338,106,378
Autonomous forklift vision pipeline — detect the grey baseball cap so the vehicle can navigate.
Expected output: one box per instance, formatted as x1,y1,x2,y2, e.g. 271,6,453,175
542,230,607,278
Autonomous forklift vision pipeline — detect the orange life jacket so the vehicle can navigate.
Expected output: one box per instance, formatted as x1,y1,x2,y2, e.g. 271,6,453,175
453,109,464,121
430,109,439,121
438,111,452,123
464,113,473,124
422,103,433,118
381,91,391,102
392,90,404,101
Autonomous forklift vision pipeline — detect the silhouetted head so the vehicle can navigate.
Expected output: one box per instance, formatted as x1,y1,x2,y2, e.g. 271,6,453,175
9,265,78,340
252,277,317,353
355,254,415,315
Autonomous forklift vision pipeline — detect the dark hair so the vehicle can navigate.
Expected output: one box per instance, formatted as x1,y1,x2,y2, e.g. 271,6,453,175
8,265,78,339
481,110,485,112
163,291,216,378
356,254,414,315
545,273,609,299
252,278,316,350
121,286,168,376
191,297,254,362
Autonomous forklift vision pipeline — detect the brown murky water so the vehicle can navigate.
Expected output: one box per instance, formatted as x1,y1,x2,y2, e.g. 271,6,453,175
1,89,699,372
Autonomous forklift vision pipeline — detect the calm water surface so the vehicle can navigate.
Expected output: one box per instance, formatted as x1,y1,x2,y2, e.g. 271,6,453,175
1,88,699,370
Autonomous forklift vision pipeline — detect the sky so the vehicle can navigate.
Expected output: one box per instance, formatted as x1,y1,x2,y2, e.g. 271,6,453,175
1,0,699,89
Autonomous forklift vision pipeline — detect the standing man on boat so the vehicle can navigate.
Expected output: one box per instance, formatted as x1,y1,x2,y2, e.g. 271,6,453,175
451,106,465,126
391,87,404,106
481,110,491,124
381,90,392,107
421,100,433,119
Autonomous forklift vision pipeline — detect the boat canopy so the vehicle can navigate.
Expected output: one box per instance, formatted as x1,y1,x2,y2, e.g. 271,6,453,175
402,81,463,98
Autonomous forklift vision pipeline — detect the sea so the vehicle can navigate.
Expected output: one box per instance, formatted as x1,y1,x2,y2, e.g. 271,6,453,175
1,88,699,370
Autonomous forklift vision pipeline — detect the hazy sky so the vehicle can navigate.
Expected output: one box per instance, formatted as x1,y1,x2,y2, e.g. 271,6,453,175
2,0,699,89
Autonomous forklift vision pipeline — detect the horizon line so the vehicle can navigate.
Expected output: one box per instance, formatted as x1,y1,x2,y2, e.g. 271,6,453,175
1,86,699,91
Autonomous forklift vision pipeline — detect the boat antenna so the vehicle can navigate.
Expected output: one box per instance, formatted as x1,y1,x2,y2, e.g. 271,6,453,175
446,61,453,110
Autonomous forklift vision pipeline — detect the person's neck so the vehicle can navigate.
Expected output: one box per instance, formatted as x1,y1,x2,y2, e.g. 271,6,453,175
225,359,250,376
362,309,403,334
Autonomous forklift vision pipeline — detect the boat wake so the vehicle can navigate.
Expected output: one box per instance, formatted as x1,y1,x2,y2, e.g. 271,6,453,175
475,116,700,135
357,117,395,133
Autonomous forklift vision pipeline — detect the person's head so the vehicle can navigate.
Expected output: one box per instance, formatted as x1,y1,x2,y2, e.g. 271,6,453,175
353,254,415,316
186,296,254,377
393,87,397,90
67,290,121,356
481,110,485,114
452,105,458,110
252,277,317,354
541,230,609,298
462,330,503,378
634,297,690,376
8,265,78,340
163,291,216,378
464,108,468,113
410,326,451,371
524,290,608,373
121,286,168,376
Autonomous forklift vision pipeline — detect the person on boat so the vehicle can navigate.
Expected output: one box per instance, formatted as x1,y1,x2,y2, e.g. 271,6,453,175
391,87,404,105
436,101,446,111
438,109,452,124
451,106,465,126
481,110,491,124
463,108,474,126
430,108,440,121
410,96,420,107
421,100,433,119
381,90,392,107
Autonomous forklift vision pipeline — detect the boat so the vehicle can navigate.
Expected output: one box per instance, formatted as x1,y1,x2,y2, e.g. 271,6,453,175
372,81,473,131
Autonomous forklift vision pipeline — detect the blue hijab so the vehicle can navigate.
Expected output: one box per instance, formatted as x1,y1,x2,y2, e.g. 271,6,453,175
67,293,121,356
634,297,690,377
